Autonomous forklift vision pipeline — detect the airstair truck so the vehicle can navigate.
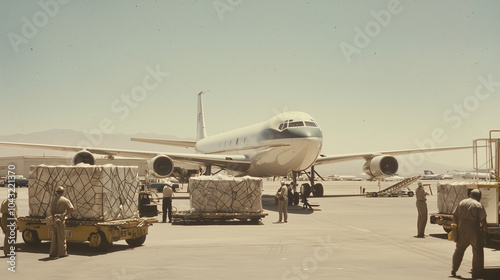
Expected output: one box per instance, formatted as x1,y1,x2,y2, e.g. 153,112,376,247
430,131,500,242
17,165,157,251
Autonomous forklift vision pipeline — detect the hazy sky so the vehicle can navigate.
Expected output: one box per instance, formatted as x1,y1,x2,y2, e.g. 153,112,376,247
1,0,499,168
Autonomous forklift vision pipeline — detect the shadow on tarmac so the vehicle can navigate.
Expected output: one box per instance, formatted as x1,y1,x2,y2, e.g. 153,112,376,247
262,195,317,214
11,240,137,261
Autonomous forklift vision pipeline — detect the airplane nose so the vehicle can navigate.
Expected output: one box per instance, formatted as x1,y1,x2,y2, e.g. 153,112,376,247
289,127,323,139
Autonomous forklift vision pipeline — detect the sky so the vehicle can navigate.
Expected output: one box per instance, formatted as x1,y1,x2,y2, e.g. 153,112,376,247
1,0,500,170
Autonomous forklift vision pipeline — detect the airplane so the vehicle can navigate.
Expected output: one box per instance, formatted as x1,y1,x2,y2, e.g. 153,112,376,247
421,170,443,180
0,92,472,204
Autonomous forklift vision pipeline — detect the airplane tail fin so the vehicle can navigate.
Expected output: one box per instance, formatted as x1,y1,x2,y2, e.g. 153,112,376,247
197,91,208,141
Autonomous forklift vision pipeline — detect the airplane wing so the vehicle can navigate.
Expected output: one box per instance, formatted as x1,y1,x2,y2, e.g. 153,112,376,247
314,145,472,165
0,141,250,169
130,138,196,148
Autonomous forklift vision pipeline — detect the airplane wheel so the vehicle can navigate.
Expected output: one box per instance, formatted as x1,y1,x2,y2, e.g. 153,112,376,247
293,192,300,205
300,183,311,198
312,183,324,197
288,189,294,206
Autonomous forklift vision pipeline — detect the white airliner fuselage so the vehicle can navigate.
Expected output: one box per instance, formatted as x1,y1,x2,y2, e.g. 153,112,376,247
195,111,323,177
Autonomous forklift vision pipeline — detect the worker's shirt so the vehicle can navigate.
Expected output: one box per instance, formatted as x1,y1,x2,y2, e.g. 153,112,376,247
0,199,17,217
416,187,426,202
163,186,173,198
453,198,487,245
454,198,486,223
279,186,288,200
50,195,74,215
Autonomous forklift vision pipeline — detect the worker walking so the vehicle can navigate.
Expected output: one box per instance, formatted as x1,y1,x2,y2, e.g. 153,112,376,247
276,181,288,223
451,189,488,279
415,182,429,238
162,183,174,223
1,192,17,256
49,186,74,259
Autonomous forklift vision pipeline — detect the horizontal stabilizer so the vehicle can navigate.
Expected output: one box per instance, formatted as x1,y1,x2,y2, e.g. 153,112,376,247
131,138,196,148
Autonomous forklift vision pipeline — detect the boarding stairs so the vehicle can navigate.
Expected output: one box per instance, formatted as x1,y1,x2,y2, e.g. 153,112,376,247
368,176,421,197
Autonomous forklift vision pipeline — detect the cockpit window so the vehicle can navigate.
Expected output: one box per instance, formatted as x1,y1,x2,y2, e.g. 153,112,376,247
288,121,304,128
305,121,317,127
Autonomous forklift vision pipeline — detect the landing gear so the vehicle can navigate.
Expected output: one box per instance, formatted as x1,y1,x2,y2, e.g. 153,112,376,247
304,166,324,197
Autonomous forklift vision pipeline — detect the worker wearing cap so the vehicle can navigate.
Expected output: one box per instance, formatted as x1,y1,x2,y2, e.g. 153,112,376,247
415,182,429,238
1,192,17,256
162,183,174,223
451,189,488,278
276,181,288,223
49,186,74,259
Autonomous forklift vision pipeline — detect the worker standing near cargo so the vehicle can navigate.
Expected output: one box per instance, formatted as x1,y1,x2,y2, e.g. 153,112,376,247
415,182,429,238
451,189,488,279
1,192,17,256
162,183,174,223
49,186,74,259
276,181,288,223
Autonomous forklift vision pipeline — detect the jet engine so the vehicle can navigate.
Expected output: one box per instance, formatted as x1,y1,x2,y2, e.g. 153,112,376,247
71,150,96,165
363,155,398,179
148,155,174,178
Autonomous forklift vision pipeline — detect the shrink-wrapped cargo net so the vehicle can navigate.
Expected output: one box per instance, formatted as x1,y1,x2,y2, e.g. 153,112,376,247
28,165,139,221
189,175,263,213
437,182,469,214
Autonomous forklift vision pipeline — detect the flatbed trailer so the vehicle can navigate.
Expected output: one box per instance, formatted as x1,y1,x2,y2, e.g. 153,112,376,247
172,211,268,225
18,216,158,251
430,213,500,243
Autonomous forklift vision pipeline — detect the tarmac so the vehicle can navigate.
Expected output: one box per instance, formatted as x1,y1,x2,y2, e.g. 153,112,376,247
2,180,499,280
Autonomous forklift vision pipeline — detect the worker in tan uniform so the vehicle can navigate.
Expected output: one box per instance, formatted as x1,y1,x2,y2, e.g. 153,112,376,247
415,182,429,238
162,183,174,223
451,189,487,279
49,186,74,259
1,192,17,256
276,181,288,223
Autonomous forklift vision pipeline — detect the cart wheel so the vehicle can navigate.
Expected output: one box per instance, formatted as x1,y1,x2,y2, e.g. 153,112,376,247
22,229,41,246
126,235,146,247
408,191,414,197
89,231,111,251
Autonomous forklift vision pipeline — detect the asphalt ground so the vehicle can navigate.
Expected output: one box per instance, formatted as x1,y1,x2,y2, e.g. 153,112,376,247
1,180,499,280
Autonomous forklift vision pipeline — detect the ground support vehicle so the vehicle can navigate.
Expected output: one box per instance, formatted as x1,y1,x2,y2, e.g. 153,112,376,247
431,131,500,243
18,216,158,251
172,211,267,225
366,176,420,197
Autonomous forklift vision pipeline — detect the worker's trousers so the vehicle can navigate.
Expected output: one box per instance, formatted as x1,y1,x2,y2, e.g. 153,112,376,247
278,199,288,222
50,222,67,257
416,200,427,236
452,221,484,276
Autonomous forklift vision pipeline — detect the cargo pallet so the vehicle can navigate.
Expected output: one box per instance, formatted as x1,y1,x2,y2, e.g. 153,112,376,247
172,211,268,225
18,216,158,251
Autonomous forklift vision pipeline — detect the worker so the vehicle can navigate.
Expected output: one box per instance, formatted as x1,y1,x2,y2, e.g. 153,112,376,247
451,189,488,279
162,183,174,223
1,192,17,256
415,182,429,238
49,186,74,259
276,181,288,223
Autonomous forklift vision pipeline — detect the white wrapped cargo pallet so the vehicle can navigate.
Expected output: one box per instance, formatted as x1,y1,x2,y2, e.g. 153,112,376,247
437,182,469,214
189,175,263,213
28,165,139,221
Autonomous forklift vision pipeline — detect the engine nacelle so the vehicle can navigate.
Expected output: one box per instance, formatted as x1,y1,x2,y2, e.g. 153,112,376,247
148,155,174,178
363,155,398,179
71,150,96,165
